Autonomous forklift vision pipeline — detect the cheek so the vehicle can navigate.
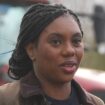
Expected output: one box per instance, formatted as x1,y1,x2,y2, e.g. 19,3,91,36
76,46,84,61
46,53,59,65
37,46,59,64
35,47,59,80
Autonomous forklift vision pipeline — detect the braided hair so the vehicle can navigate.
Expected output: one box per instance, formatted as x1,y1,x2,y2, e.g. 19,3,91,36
8,3,83,80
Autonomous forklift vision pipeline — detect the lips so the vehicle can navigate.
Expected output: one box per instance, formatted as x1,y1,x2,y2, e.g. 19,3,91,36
59,61,77,74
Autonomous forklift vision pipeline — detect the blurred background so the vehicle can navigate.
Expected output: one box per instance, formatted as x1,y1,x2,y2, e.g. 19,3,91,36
0,0,105,101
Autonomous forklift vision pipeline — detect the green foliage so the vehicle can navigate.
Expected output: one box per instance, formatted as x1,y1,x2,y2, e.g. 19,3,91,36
80,51,105,71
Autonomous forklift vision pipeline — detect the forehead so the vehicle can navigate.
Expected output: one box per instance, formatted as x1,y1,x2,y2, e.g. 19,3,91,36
42,14,81,34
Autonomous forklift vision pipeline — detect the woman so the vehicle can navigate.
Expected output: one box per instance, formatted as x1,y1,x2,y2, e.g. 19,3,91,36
0,3,104,105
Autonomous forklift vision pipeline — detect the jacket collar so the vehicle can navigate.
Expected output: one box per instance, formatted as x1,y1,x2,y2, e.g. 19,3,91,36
20,71,94,105
20,71,43,98
71,80,93,105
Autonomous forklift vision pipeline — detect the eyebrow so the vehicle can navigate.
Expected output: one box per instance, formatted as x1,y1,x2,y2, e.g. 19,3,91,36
73,32,83,37
49,32,83,38
49,32,62,36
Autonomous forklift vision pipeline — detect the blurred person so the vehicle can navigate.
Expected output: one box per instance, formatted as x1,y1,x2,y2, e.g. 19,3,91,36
93,5,105,54
0,3,104,105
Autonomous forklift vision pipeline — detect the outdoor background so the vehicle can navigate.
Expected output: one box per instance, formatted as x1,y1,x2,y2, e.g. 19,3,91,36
0,0,105,70
0,0,105,101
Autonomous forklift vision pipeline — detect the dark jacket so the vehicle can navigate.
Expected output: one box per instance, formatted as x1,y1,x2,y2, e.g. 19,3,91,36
0,72,104,105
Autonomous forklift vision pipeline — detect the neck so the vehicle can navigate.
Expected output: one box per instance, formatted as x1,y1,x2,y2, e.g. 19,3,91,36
41,81,71,100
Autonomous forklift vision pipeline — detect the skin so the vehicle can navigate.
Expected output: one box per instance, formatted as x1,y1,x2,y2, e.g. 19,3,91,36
26,14,84,100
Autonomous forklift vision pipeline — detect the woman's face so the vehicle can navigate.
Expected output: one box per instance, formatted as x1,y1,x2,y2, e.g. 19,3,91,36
28,15,84,84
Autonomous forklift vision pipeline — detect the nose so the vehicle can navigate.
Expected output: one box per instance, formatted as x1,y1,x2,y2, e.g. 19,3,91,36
61,43,75,57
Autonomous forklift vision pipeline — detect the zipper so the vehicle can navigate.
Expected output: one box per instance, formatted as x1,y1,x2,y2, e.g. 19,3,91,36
41,95,52,105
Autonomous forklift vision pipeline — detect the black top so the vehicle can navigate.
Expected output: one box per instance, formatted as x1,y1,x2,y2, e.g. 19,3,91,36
46,86,80,105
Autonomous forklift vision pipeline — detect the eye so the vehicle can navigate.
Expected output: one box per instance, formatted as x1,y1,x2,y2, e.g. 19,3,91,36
48,34,63,47
72,36,82,47
50,38,62,46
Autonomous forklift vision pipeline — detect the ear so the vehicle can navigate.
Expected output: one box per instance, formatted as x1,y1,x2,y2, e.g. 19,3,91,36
25,43,36,61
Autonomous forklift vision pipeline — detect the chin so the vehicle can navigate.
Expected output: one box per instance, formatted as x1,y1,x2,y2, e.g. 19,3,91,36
60,76,74,84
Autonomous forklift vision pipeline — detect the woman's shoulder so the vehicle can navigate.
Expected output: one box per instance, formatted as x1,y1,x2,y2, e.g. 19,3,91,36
86,91,105,105
0,81,20,94
0,81,20,105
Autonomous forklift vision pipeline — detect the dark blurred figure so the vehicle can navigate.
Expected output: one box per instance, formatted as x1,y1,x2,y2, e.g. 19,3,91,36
93,5,105,54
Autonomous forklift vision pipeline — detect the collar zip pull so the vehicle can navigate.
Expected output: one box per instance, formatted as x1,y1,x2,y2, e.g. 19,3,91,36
41,95,52,105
